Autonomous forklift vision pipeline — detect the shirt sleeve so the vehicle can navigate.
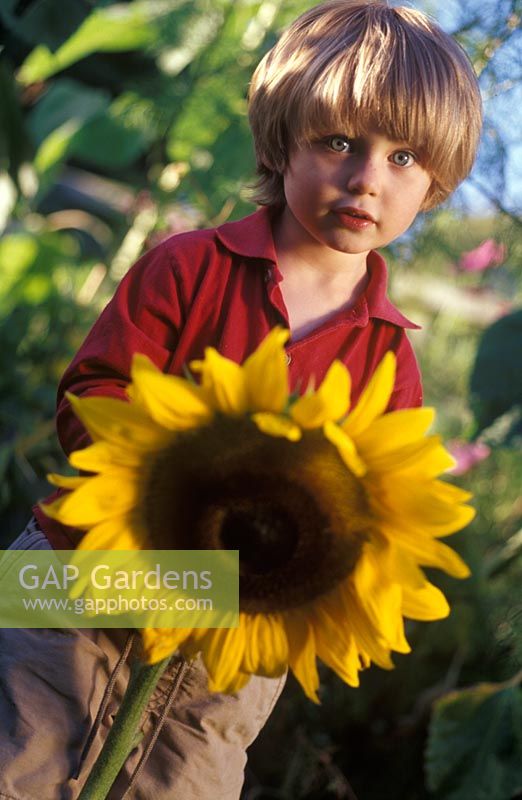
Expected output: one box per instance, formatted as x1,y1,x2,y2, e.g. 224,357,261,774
56,241,183,456
386,331,423,411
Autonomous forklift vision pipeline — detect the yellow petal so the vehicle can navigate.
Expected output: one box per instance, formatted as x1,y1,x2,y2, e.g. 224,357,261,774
252,412,302,441
291,361,351,428
69,440,142,471
41,470,139,528
339,584,395,670
355,407,435,457
221,669,251,693
75,515,147,551
202,626,246,692
380,549,451,620
242,613,289,677
381,522,471,578
401,581,450,621
190,349,248,414
284,610,320,703
66,393,166,450
243,327,291,413
141,627,192,664
353,545,410,654
343,352,396,438
375,477,476,536
178,628,207,661
429,479,474,504
47,473,89,490
323,421,367,476
365,436,455,478
130,354,213,430
312,602,360,687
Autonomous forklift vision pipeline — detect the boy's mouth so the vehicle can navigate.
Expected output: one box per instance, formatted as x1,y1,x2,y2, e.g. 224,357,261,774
335,206,376,222
334,206,376,230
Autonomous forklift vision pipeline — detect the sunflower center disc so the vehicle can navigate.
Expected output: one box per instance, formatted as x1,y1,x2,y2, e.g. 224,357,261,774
220,505,299,574
144,416,372,613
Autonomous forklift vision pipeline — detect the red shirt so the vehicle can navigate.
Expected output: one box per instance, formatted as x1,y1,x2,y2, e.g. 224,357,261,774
35,206,422,547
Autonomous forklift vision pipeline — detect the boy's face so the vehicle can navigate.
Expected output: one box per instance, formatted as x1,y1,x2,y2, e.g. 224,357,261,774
280,129,432,264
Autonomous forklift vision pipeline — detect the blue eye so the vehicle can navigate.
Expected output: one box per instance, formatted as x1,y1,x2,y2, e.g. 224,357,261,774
327,135,351,153
391,150,415,167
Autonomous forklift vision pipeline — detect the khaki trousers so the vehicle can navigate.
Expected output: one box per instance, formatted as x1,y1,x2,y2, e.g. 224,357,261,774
0,520,286,800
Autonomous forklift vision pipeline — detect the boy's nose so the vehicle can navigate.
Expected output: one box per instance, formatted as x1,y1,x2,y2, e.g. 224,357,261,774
345,158,381,196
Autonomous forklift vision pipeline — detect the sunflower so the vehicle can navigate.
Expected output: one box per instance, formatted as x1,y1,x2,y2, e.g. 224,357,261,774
43,328,474,702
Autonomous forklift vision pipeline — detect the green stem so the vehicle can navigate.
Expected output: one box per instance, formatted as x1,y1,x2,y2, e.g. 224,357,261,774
77,656,170,800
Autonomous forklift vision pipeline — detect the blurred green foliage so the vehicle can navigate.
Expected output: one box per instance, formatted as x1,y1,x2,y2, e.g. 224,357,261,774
0,1,521,798
426,677,522,800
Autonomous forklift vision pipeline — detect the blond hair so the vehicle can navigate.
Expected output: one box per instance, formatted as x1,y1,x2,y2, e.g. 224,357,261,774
248,0,482,210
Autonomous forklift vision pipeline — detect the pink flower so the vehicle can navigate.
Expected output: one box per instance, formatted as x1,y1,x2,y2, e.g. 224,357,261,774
458,239,506,272
447,441,491,475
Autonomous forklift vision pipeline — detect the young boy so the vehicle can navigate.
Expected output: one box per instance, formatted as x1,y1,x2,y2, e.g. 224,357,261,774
0,1,482,798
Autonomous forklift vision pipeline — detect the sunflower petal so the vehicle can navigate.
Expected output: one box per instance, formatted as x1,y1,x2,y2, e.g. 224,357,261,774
202,626,246,692
141,627,192,664
340,584,395,670
130,354,213,429
375,478,476,537
381,549,451,620
242,613,289,677
190,349,248,414
353,545,410,654
312,603,360,687
222,670,252,693
74,515,147,551
323,421,367,476
46,473,89,490
364,436,455,477
284,610,320,703
402,581,450,621
381,522,471,578
252,412,302,441
69,440,142,471
343,352,396,438
243,327,291,413
66,393,166,450
355,407,435,457
41,470,139,528
428,479,474,504
291,361,351,428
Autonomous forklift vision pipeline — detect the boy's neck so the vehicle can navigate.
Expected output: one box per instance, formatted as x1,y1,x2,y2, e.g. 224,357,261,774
271,209,372,340
272,206,370,293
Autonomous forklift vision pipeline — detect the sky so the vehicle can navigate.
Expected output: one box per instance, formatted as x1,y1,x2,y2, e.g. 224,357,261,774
410,0,522,216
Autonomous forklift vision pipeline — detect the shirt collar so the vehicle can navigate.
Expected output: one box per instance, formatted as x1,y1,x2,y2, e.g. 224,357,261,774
361,250,420,329
216,206,278,263
216,206,420,330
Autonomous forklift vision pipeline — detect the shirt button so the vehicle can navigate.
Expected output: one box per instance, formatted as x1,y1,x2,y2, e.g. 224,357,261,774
285,352,292,365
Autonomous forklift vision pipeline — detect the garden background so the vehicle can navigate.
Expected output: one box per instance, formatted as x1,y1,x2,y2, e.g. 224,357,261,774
0,0,521,797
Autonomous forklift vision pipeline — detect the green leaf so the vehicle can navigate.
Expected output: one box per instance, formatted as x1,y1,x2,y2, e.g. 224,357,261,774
167,73,235,162
0,231,79,314
0,234,39,299
29,81,109,190
27,79,110,147
426,677,522,800
34,120,80,176
17,2,159,84
0,57,33,182
469,310,522,444
69,93,157,170
0,0,90,51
